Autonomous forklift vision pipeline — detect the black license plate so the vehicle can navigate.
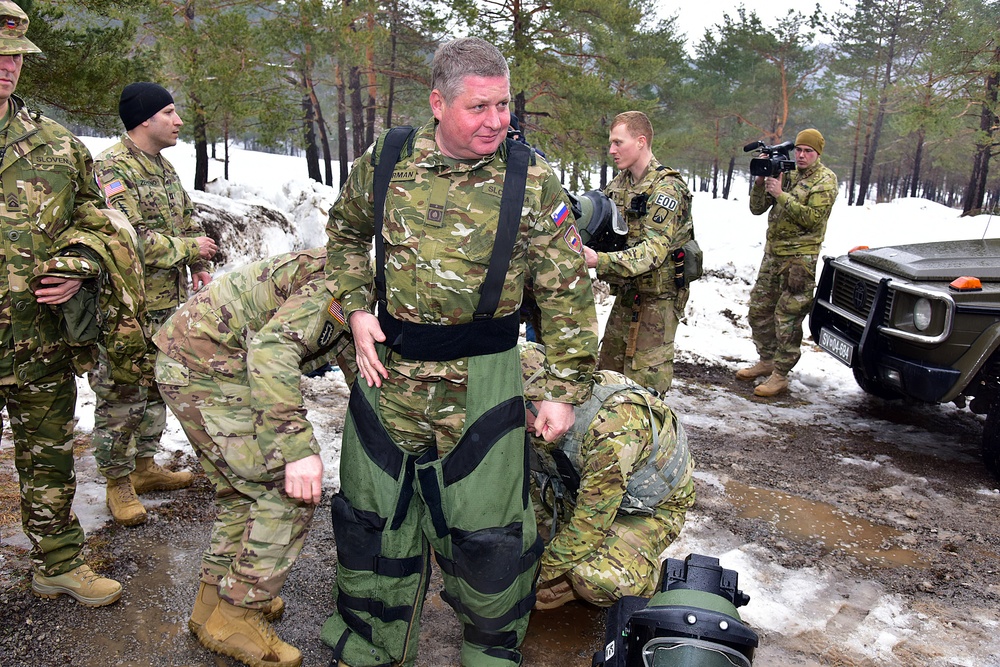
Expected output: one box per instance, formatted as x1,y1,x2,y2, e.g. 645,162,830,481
819,327,855,366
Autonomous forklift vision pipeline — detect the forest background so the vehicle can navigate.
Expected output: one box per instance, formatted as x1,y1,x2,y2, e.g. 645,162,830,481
13,0,1000,215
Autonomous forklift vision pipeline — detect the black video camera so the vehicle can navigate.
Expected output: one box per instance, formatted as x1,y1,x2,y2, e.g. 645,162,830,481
744,140,795,178
594,553,758,667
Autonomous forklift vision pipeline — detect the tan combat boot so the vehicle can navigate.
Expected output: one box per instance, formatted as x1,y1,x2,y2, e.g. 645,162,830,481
106,475,147,526
32,564,123,607
736,359,774,382
131,456,194,494
534,577,581,611
754,371,789,397
198,599,302,667
188,581,286,633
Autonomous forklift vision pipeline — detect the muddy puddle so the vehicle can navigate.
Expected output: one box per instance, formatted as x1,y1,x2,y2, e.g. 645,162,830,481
725,480,926,567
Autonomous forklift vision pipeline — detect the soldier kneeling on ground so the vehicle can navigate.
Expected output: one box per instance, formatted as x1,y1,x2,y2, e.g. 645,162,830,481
521,342,696,609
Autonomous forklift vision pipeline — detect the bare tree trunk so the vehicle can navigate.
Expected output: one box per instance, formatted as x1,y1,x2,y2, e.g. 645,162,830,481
336,63,349,187
302,94,322,183
384,0,399,128
910,128,925,198
723,155,735,200
350,66,365,158
963,47,999,215
365,12,377,147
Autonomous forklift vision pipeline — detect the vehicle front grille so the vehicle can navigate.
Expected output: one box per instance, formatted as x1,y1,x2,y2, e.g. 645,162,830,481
830,269,893,326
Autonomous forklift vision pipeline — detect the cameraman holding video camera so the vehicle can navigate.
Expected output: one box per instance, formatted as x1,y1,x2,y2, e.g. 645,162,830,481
738,129,838,397
583,111,693,394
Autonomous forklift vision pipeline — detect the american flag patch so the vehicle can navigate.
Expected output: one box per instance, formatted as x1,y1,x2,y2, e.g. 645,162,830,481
328,297,345,325
103,179,126,199
551,202,570,227
564,224,582,253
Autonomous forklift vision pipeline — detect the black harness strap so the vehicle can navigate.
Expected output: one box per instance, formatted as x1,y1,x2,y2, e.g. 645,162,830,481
373,126,416,303
440,588,536,631
440,395,524,486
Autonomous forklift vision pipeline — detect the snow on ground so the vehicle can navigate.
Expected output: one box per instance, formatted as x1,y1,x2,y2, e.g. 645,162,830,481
38,137,999,665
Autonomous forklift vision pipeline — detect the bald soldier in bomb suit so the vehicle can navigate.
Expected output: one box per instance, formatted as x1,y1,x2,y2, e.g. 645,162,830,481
0,0,122,606
154,248,354,667
321,37,598,667
520,343,695,610
584,111,694,394
91,82,218,526
737,129,838,397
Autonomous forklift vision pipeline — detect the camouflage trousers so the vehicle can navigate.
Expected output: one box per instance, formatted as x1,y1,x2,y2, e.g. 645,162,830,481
322,346,537,667
747,253,817,374
1,366,85,576
539,478,695,606
89,308,173,479
599,287,688,394
155,352,316,609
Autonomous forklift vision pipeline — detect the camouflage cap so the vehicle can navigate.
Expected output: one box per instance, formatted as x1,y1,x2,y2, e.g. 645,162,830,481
520,341,547,402
0,1,41,55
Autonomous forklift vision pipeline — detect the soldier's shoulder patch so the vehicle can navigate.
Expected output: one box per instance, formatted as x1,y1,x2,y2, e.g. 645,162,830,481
103,179,127,199
318,320,337,348
563,224,582,253
327,297,346,325
551,202,570,227
652,193,678,211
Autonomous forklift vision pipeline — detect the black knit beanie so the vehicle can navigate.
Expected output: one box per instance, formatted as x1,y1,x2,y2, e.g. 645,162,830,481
119,82,174,131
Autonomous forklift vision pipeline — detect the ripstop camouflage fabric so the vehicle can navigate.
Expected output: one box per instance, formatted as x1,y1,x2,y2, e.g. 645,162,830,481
324,118,598,402
748,159,838,373
531,369,695,605
598,157,694,393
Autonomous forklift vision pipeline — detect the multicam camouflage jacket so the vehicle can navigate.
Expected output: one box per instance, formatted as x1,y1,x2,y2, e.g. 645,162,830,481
749,160,838,257
325,119,597,403
30,208,149,385
600,157,694,297
0,95,114,385
95,134,207,311
153,248,355,465
531,370,694,579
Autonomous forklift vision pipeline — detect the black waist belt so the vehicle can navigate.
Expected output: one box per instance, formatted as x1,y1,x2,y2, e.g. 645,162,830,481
378,308,519,362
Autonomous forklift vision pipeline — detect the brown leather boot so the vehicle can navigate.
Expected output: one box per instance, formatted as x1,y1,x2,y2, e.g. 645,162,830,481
106,476,147,526
198,599,301,667
32,564,123,607
754,371,790,397
736,359,774,382
188,582,286,633
131,456,194,494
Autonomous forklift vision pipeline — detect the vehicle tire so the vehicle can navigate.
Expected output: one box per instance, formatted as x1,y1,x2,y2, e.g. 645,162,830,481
852,368,903,400
983,396,1000,479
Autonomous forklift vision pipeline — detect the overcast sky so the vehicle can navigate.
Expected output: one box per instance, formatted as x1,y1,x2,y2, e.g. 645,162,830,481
665,0,852,51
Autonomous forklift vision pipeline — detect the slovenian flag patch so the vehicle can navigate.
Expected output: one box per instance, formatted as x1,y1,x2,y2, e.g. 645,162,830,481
551,202,570,227
564,224,582,253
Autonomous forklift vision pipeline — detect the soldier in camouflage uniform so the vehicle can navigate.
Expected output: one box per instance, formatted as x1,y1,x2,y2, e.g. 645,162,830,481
584,111,694,394
0,0,122,607
92,82,219,526
321,37,598,667
738,129,838,397
520,343,695,610
154,248,354,667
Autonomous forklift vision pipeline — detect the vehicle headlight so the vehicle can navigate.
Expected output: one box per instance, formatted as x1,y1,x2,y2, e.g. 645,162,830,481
913,298,933,331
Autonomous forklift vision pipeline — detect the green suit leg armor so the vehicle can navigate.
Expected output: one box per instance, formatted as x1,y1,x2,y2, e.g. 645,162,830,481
322,346,541,667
